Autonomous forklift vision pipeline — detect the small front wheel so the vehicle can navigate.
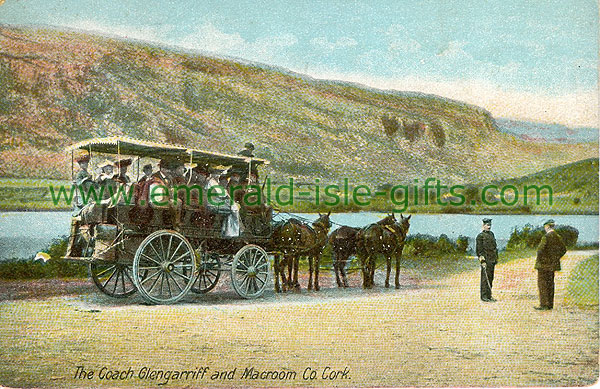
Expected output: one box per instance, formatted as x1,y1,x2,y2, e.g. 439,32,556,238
231,244,270,299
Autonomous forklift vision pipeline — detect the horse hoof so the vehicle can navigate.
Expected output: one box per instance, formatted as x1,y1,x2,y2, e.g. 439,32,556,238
315,286,320,291
385,283,390,288
395,285,400,289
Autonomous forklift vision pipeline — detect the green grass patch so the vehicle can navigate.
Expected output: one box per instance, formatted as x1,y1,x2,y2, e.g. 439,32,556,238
0,237,87,279
564,254,598,307
0,177,71,211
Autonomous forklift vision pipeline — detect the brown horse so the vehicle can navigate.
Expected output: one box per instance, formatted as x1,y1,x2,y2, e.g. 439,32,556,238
328,225,359,288
328,214,397,288
271,212,331,292
356,214,411,289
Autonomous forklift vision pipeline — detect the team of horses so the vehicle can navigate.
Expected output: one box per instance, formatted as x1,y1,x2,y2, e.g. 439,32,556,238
270,212,411,292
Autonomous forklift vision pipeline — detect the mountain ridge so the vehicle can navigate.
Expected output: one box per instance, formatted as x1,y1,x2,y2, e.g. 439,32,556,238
0,25,596,186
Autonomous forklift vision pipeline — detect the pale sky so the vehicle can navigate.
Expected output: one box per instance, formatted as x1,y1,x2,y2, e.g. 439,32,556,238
0,0,598,127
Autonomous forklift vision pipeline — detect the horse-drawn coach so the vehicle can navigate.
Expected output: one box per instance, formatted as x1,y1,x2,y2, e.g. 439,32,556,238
63,136,273,304
62,136,411,304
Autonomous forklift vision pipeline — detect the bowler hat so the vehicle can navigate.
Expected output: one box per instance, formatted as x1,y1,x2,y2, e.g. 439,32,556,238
209,165,230,175
244,142,255,150
115,158,132,168
543,219,555,226
482,218,492,225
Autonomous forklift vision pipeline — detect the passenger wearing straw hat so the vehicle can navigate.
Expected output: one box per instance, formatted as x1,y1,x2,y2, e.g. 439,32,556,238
96,159,117,201
205,165,243,237
534,219,567,310
72,152,94,215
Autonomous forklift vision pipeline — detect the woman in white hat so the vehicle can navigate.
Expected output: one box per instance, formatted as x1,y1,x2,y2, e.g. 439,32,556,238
96,159,117,201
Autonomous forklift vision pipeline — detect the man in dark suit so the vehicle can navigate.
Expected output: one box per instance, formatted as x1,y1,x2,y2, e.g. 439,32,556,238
476,218,498,302
534,219,567,310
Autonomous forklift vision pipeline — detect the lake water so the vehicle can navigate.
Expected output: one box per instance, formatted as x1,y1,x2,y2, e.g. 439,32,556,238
0,211,598,260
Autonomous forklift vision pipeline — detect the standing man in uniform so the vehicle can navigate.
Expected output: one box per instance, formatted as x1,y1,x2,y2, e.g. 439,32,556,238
534,219,567,310
476,218,498,302
237,142,259,178
237,142,255,157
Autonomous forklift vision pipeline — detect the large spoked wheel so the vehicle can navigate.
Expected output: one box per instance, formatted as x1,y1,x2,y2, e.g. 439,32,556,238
89,262,137,298
231,244,270,299
133,230,196,304
191,253,221,294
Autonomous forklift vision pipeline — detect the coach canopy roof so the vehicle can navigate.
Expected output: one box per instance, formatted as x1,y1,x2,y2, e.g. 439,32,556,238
66,136,269,167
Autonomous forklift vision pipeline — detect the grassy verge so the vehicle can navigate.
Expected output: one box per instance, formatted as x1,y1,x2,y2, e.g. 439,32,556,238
564,254,599,307
0,237,87,279
0,177,71,211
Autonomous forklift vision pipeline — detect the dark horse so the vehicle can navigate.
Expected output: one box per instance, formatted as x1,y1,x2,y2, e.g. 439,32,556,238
356,214,411,289
270,212,331,292
328,225,359,288
329,214,398,288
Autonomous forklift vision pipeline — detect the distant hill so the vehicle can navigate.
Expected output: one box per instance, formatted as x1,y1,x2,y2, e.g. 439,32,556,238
492,158,598,193
487,158,599,213
496,118,598,143
0,25,596,186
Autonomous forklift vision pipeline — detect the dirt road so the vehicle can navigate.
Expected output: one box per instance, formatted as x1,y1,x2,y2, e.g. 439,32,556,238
0,250,597,387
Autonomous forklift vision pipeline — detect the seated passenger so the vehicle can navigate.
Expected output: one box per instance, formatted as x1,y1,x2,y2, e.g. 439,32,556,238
134,163,154,205
205,166,243,237
171,161,191,209
72,152,94,216
146,159,174,206
147,159,181,228
138,163,154,184
96,159,118,202
114,158,132,184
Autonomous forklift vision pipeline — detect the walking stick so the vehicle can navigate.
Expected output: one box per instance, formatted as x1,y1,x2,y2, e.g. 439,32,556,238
481,262,492,291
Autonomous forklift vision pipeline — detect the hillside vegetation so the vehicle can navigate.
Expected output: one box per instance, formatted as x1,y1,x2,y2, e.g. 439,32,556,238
0,26,596,187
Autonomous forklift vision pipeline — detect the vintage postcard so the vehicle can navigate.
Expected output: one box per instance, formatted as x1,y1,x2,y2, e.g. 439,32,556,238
0,0,598,387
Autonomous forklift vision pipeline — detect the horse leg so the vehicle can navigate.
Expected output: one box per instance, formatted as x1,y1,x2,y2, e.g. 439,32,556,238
395,252,401,289
334,262,343,288
293,257,300,289
369,256,376,288
395,247,404,289
282,255,291,292
385,255,391,288
314,253,320,291
308,256,313,290
362,254,370,289
333,251,342,287
286,255,293,290
341,256,349,288
274,254,281,293
280,256,288,292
